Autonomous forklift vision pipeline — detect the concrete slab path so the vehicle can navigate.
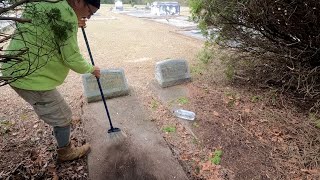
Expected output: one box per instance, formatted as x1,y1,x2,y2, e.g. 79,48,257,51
83,94,188,180
78,5,203,179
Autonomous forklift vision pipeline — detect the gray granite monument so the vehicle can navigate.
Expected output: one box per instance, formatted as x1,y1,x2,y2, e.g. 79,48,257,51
155,59,191,88
82,69,129,102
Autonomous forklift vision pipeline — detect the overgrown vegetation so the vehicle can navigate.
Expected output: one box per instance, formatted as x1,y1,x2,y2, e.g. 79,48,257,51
191,47,215,76
190,0,320,110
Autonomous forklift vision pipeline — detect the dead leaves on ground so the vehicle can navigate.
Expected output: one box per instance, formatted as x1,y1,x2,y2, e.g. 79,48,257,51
0,125,88,179
163,119,227,179
301,168,320,175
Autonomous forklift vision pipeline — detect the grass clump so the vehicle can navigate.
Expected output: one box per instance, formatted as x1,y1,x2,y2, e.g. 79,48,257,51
309,113,320,129
210,150,223,165
197,47,214,64
0,120,13,135
163,126,176,133
151,99,159,110
251,95,262,103
177,97,189,105
191,47,215,76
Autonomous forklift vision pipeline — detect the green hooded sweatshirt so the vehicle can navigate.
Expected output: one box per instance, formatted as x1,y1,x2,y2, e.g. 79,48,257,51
1,0,94,90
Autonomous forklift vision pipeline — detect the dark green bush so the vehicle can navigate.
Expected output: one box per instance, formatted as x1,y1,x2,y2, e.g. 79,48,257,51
190,0,320,107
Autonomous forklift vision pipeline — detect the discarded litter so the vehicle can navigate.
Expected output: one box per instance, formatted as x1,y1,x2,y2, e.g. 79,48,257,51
173,109,195,121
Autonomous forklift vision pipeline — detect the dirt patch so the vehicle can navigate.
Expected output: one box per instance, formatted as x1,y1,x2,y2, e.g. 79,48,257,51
96,139,157,180
187,84,275,179
181,79,320,179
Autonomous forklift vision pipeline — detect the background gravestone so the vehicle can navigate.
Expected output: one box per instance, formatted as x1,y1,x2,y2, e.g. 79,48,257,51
155,59,191,88
82,69,129,103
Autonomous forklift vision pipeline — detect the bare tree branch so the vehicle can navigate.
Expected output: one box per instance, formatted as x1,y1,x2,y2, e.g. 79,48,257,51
0,16,31,23
0,34,13,43
0,0,61,14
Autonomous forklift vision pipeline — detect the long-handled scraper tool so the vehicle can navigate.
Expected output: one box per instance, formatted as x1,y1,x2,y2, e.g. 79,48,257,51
81,27,126,141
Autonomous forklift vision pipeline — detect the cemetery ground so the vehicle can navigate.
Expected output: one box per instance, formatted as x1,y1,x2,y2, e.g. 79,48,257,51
1,5,320,180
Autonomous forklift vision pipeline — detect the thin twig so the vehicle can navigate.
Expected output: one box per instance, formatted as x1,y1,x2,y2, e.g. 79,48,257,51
0,17,31,23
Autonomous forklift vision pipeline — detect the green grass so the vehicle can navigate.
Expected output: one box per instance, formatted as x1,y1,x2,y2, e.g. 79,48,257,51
210,150,223,165
192,137,199,144
20,113,29,121
197,48,214,64
151,99,159,110
190,63,205,76
251,95,262,103
219,52,236,81
224,91,236,98
262,90,279,106
0,120,13,135
168,97,189,107
309,113,320,128
192,122,199,128
163,126,176,133
177,97,189,105
224,91,239,107
195,166,200,174
224,63,235,80
191,47,215,76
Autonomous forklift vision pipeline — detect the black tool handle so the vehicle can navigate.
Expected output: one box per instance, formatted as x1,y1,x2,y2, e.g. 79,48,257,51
81,27,115,131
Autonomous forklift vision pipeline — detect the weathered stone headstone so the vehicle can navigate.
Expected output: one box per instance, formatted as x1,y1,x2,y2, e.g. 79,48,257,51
82,69,129,103
155,59,191,88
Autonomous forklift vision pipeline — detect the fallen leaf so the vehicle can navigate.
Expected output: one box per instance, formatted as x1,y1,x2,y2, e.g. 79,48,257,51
213,111,220,117
259,119,268,123
255,131,263,136
227,96,234,100
47,164,56,173
271,137,278,142
244,108,250,113
301,169,320,175
201,161,213,171
53,172,59,180
77,166,84,171
277,137,284,142
12,132,18,136
180,153,191,160
272,129,282,136
249,121,256,126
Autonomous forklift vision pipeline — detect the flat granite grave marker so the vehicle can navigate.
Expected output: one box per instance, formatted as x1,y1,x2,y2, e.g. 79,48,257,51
82,69,129,102
155,59,191,88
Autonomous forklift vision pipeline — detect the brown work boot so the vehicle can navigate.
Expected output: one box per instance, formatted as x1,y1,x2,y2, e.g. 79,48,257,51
57,143,90,162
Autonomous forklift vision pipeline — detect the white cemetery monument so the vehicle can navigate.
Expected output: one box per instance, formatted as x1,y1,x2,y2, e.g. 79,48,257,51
151,1,180,16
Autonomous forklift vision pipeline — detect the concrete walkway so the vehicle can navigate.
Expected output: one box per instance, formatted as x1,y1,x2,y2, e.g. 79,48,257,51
83,93,188,180
78,5,203,179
